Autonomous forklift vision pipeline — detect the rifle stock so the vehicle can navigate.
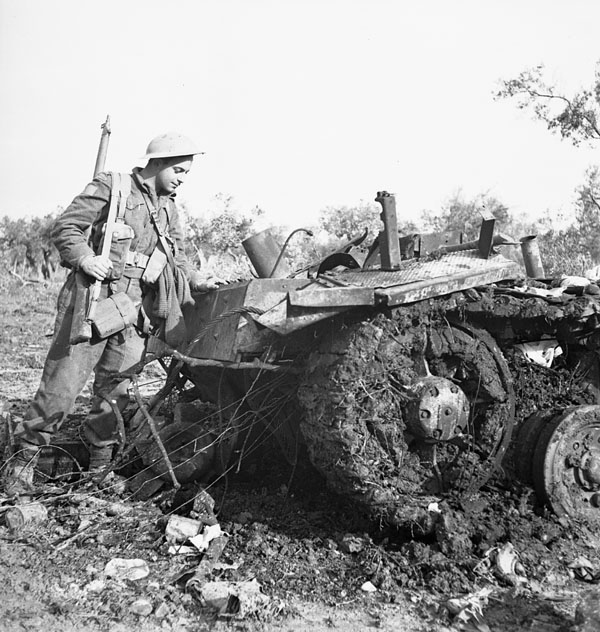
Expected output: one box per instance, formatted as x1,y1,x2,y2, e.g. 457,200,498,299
68,116,111,345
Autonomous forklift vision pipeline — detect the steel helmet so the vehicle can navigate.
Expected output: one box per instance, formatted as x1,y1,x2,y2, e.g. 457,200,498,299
141,132,204,160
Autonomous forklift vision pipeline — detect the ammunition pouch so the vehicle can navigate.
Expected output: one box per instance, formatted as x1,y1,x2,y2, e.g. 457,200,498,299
90,291,139,338
141,246,168,285
104,223,135,281
96,172,134,282
126,250,150,268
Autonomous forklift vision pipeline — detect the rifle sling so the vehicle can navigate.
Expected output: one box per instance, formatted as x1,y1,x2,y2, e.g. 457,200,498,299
86,173,128,321
98,173,124,259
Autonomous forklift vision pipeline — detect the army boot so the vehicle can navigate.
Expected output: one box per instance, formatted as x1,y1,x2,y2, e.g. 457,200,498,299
3,443,39,496
86,444,126,491
88,444,114,475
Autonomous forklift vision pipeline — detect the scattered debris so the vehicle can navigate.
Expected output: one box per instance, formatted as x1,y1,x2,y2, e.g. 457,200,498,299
568,557,600,583
189,523,224,552
5,502,48,532
559,276,591,289
340,534,366,554
167,544,198,556
197,578,270,618
190,487,218,525
165,515,203,543
514,340,563,368
494,543,526,583
104,558,150,581
129,598,153,617
476,543,527,586
427,501,441,514
154,602,170,620
445,586,493,631
186,534,229,588
84,579,106,593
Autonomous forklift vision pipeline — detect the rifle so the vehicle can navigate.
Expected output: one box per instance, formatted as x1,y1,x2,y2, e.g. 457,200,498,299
69,116,112,344
93,116,111,180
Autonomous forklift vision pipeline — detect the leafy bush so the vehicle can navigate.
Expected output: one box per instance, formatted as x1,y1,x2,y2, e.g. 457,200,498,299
0,212,62,280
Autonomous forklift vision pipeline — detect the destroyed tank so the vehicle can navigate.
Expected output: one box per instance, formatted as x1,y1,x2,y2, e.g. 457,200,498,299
176,191,600,531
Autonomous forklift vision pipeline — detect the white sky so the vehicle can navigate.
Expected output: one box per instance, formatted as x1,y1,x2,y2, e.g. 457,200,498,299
1,0,600,229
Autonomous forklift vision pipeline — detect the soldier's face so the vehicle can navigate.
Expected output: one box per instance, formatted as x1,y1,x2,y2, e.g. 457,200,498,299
155,156,193,195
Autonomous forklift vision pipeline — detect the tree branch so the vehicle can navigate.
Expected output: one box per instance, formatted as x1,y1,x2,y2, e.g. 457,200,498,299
588,191,600,213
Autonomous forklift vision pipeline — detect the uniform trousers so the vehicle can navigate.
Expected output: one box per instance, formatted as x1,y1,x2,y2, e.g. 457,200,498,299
17,272,147,447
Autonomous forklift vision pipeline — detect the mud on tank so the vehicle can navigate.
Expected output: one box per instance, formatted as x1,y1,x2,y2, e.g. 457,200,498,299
175,191,600,532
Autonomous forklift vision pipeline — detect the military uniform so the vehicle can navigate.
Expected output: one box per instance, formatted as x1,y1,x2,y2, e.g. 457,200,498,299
18,168,197,448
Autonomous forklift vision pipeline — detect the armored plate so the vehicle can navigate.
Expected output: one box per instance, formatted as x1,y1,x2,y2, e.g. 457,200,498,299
328,251,518,288
187,250,522,352
288,251,521,309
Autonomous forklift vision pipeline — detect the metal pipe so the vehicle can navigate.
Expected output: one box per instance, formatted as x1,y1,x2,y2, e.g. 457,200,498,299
270,228,314,277
520,235,545,278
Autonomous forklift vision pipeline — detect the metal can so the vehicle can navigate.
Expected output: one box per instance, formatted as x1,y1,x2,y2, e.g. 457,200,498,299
520,235,546,278
5,503,48,532
165,515,202,542
242,229,291,278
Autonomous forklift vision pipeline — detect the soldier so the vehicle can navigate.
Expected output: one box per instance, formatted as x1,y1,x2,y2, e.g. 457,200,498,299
4,132,220,494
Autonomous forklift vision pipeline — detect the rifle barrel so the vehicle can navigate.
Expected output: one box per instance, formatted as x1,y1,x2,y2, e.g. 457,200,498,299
93,115,111,178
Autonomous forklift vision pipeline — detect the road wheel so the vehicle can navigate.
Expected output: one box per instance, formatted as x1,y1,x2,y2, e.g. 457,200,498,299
297,309,515,526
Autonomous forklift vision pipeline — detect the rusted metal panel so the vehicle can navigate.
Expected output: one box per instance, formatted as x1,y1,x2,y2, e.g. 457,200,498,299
184,278,311,360
327,252,520,289
185,283,248,361
378,262,521,306
255,301,349,335
289,286,375,307
243,278,312,312
186,253,521,343
255,254,520,332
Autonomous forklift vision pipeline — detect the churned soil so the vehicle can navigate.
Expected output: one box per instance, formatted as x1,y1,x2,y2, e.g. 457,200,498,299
1,274,600,632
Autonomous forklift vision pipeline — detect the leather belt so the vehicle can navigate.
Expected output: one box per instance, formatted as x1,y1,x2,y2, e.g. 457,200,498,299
125,250,150,268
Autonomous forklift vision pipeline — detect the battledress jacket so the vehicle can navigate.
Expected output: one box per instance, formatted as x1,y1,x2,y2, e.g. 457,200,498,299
52,168,196,341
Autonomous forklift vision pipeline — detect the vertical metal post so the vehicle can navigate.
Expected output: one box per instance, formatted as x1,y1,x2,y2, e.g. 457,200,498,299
375,191,401,270
477,210,496,259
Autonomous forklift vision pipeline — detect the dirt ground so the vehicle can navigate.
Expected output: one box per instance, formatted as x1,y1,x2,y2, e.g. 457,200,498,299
1,274,600,632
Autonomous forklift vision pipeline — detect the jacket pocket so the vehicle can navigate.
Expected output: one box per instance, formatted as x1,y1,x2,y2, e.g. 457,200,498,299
104,223,135,281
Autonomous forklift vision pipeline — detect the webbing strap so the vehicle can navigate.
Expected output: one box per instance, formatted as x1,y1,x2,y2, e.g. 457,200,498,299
141,193,177,272
116,173,131,222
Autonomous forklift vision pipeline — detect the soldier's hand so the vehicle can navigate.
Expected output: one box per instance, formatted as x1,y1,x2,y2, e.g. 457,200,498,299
80,255,113,281
189,273,226,292
202,277,226,291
